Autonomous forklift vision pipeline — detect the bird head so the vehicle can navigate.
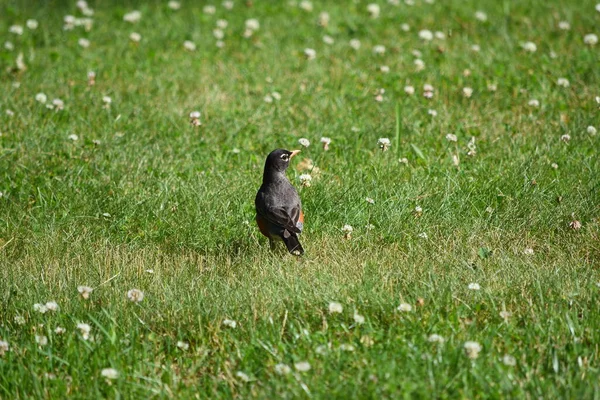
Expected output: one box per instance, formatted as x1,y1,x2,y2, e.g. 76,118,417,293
264,148,301,173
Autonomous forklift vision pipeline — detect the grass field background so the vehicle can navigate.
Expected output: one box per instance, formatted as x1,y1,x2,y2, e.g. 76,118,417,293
1,0,599,397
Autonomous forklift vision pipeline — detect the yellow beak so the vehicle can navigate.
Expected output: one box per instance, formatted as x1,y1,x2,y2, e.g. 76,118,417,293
290,150,301,159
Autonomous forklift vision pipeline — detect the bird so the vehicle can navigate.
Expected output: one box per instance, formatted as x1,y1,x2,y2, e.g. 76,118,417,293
255,148,304,255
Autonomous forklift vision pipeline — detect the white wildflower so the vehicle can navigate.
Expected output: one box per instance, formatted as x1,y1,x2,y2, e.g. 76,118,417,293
349,38,361,50
475,11,487,21
445,133,457,142
35,93,47,104
401,23,410,31
524,248,534,255
558,21,570,30
320,136,331,150
274,363,291,375
528,99,540,107
587,126,597,135
55,327,66,334
377,137,391,151
561,134,571,142
9,25,24,35
183,40,196,51
373,45,386,54
299,174,312,187
503,354,517,366
298,138,310,147
236,371,251,382
557,78,570,87
168,1,181,10
367,3,380,18
78,38,90,48
45,301,59,312
222,319,237,328
414,59,425,71
129,32,141,42
342,224,353,239
26,19,39,30
353,313,365,324
78,286,93,300
522,41,537,52
323,35,334,45
77,322,92,340
463,87,473,98
35,335,48,346
294,361,311,372
127,289,144,303
203,5,216,14
303,48,316,60
418,30,433,41
176,341,189,350
584,34,598,45
328,302,343,314
404,85,415,95
464,341,482,359
123,10,142,23
245,19,260,31
428,334,445,343
397,303,412,312
468,283,481,291
33,303,48,314
101,368,118,380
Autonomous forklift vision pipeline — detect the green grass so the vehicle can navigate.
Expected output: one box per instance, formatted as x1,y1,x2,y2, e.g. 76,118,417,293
1,0,599,397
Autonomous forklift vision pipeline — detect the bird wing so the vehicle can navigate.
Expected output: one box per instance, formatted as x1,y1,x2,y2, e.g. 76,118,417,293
256,192,302,234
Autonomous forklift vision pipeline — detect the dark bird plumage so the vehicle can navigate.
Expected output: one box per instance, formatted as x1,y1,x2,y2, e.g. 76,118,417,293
255,149,304,255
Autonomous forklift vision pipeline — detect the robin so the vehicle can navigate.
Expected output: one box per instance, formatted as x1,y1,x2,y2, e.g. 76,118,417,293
255,149,304,255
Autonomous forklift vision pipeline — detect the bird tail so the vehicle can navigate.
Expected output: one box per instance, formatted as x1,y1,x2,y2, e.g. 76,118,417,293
282,230,304,255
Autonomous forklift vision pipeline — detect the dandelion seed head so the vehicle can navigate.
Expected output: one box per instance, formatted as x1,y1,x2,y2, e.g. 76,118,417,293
328,302,343,314
126,288,144,303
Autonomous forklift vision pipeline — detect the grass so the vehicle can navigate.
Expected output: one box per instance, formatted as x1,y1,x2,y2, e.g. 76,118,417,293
1,0,599,397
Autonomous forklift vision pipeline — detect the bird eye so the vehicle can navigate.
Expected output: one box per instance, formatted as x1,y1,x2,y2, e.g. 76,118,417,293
280,154,289,161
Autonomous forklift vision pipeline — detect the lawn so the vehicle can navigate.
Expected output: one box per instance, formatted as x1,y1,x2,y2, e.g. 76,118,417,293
1,0,599,398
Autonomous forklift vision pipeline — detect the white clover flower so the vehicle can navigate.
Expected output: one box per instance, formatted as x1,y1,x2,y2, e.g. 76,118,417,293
270,91,281,101
524,248,534,255
427,109,437,117
318,11,330,27
434,31,445,40
223,0,234,9
216,19,228,29
320,136,331,151
373,45,386,54
328,302,343,314
397,303,412,312
464,341,482,359
418,232,428,239
68,134,78,141
35,93,47,103
4,41,14,50
339,344,355,352
263,94,273,103
236,371,251,382
55,327,66,334
399,157,409,165
14,315,25,325
503,354,516,366
463,87,473,98
587,126,597,135
374,88,385,102
33,303,48,313
77,322,92,340
353,313,365,324
298,138,310,147
45,301,59,312
342,224,353,239
414,59,425,71
428,334,445,343
9,25,24,35
215,40,225,48
521,41,537,52
294,361,311,372
129,32,141,42
101,368,118,380
0,340,8,356
424,83,434,92
127,289,144,303
471,44,481,52
377,137,391,151
401,23,410,31
367,3,380,18
303,48,316,60
299,0,313,11
102,96,112,105
414,206,423,213
245,19,260,31
561,134,571,142
26,19,39,30
176,341,189,350
35,335,48,346
411,49,422,57
222,319,237,328
584,34,598,45
52,98,64,110
597,3,600,12
499,310,511,320
78,285,93,300
528,99,540,107
78,38,90,48
468,283,481,290
557,78,570,87
299,174,312,187
445,133,457,142
203,5,216,14
365,197,375,204
323,35,334,45
213,29,224,40
183,40,196,51
475,11,487,21
404,85,415,95
418,30,433,41
168,1,181,10
123,10,141,23
558,21,570,30
274,363,291,375
349,38,361,50
551,162,558,170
